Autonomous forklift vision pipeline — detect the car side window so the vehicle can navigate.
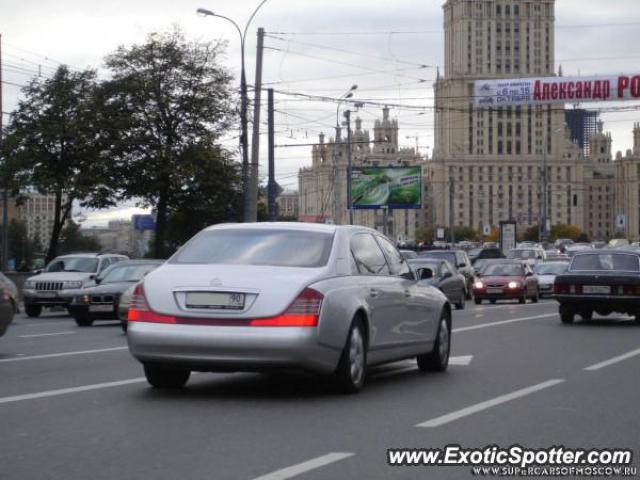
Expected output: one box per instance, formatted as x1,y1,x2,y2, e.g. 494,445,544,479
440,262,450,276
350,234,390,276
456,252,465,267
375,236,411,277
98,258,111,272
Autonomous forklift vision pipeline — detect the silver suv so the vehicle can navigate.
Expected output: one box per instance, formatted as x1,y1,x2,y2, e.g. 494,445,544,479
23,253,129,318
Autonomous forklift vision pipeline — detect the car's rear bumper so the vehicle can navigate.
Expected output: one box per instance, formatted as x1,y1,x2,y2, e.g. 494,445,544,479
127,321,341,374
554,295,640,313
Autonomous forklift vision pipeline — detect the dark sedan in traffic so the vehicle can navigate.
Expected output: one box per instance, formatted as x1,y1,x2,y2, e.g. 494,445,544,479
67,260,164,326
554,250,640,324
409,258,467,310
418,250,476,299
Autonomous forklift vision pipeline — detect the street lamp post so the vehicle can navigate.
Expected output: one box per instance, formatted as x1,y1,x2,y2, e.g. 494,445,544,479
197,1,267,223
334,85,357,225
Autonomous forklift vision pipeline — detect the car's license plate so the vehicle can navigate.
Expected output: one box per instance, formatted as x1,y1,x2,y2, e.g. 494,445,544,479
37,292,57,298
487,288,503,294
186,292,246,310
583,285,611,294
90,304,114,312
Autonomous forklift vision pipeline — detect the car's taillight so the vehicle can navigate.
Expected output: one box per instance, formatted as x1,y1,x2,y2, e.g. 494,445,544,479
554,283,570,294
128,284,176,324
249,288,323,327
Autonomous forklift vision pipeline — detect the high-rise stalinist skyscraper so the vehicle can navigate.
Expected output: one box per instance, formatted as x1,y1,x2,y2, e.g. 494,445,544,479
431,0,593,236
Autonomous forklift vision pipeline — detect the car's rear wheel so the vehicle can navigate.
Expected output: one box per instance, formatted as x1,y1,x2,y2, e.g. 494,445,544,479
560,305,575,324
531,290,539,303
144,364,191,389
580,310,593,321
417,310,450,372
25,304,42,318
455,291,465,310
334,318,367,394
71,308,94,327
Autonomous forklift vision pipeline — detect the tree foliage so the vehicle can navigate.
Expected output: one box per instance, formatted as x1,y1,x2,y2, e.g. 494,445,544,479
58,221,102,254
1,66,116,263
549,224,584,242
99,28,237,258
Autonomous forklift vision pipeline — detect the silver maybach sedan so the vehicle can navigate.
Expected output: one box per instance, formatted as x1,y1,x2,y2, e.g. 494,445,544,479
127,223,452,393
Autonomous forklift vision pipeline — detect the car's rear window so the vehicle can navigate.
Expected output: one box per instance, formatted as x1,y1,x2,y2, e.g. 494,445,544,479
170,229,335,268
420,252,456,263
570,253,640,272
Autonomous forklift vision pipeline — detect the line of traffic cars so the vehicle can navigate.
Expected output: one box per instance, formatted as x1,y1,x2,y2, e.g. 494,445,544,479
9,229,640,394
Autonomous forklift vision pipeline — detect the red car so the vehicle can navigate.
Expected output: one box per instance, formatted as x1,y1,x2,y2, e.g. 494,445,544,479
473,261,539,304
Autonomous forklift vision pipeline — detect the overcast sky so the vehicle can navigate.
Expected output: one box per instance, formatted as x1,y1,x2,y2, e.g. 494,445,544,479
2,0,640,227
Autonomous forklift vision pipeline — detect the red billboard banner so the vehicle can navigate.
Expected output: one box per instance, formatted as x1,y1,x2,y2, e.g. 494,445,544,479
474,74,640,108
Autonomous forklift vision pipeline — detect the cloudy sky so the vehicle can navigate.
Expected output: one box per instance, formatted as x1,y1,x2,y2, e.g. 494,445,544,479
2,0,640,226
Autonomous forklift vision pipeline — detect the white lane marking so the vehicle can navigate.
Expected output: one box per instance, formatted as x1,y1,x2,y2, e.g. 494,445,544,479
0,377,146,405
0,346,128,364
415,379,565,428
14,322,73,328
449,355,473,366
453,314,556,333
18,332,76,339
584,348,640,371
252,452,355,480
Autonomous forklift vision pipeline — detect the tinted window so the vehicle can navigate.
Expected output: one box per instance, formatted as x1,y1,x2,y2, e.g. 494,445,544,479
101,264,160,284
570,254,640,272
420,252,456,266
484,264,524,276
171,229,334,268
376,236,410,276
46,257,99,273
534,263,568,275
351,234,390,276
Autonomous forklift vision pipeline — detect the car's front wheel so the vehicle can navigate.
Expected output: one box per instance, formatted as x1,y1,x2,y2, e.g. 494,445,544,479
144,364,191,389
560,305,575,324
417,310,450,372
71,308,94,327
474,298,482,305
334,318,367,394
25,304,42,318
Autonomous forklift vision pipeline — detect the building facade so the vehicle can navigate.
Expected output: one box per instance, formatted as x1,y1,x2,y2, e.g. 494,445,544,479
298,108,429,243
614,125,640,241
431,0,594,236
276,192,299,219
15,193,62,249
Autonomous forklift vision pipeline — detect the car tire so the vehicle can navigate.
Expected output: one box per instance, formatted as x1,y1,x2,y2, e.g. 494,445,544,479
519,295,526,304
417,310,450,373
560,305,575,324
455,292,465,310
532,290,539,303
72,308,94,327
144,364,191,389
474,298,482,305
580,310,593,321
334,318,367,394
490,299,497,304
25,304,42,318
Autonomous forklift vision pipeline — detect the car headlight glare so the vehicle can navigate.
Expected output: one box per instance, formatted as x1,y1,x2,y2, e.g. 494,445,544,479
508,281,520,289
474,281,484,289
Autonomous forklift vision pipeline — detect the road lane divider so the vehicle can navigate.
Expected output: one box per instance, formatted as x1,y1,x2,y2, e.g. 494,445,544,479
0,346,128,363
18,332,76,339
415,379,565,428
0,377,146,405
453,314,557,333
252,452,355,480
584,347,640,371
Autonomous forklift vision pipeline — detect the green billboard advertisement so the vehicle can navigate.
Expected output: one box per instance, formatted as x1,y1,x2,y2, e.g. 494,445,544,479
351,166,422,210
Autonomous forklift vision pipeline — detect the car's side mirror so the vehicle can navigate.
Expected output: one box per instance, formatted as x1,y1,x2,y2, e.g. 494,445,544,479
94,276,102,284
526,271,533,277
89,274,97,281
418,268,434,280
458,263,465,268
442,271,452,280
34,269,42,275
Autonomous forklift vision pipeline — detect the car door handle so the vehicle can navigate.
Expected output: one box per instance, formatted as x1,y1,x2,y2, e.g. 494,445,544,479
369,288,379,298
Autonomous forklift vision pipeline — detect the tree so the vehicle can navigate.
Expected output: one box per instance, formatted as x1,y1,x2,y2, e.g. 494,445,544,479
1,66,116,263
549,224,584,242
4,219,36,270
163,145,242,254
58,221,102,254
100,28,236,258
522,225,540,242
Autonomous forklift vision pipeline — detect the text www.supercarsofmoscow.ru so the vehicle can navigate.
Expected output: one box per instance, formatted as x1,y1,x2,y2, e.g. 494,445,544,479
387,445,637,477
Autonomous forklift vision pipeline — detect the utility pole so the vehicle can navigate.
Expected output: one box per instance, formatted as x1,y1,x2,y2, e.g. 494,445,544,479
0,33,8,272
248,27,265,222
345,109,353,225
267,88,276,222
449,174,455,247
541,147,548,241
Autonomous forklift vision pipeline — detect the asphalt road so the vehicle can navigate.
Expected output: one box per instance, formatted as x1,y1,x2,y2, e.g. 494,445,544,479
1,299,639,480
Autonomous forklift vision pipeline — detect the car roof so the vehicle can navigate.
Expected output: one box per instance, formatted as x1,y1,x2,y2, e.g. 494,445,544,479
572,249,640,256
201,222,393,238
109,259,164,266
